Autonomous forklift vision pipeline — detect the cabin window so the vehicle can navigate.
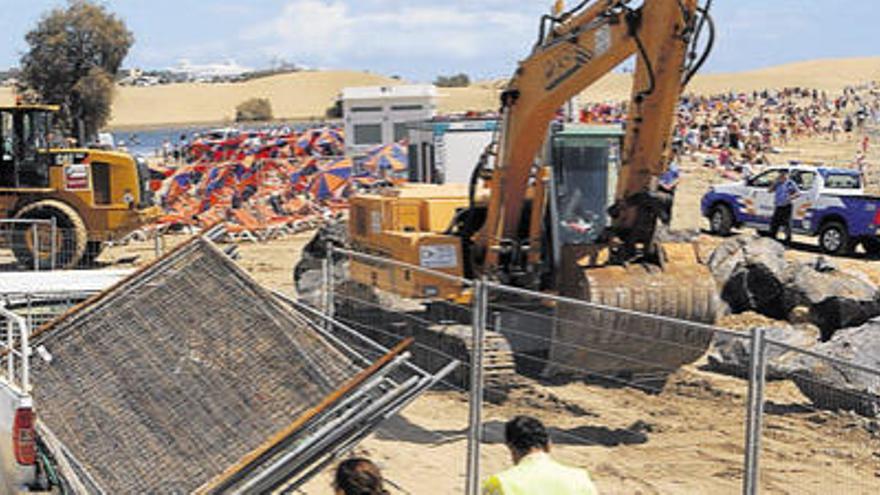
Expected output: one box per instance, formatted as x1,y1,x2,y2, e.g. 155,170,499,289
91,162,111,205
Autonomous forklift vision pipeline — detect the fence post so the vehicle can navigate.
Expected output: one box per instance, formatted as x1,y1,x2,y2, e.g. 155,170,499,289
743,327,768,495
50,217,57,271
31,223,39,272
326,243,335,323
321,253,330,315
154,230,163,259
466,278,488,495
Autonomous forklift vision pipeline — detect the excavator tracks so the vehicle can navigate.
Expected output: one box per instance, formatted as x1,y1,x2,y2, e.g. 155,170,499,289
333,282,519,401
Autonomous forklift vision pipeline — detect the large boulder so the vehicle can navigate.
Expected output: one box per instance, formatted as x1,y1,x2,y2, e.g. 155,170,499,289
783,260,880,339
707,235,789,318
706,323,820,379
791,320,880,417
708,236,880,337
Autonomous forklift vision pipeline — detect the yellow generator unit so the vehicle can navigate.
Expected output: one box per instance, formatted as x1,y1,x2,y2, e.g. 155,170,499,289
348,184,472,301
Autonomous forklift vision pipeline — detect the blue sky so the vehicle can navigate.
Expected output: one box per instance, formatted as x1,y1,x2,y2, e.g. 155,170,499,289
0,0,877,81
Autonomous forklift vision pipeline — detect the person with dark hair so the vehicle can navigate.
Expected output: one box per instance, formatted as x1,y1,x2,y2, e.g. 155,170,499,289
334,458,389,495
483,416,598,495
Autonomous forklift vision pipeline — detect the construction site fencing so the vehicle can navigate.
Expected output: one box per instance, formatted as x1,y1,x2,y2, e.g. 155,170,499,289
0,291,91,391
320,246,475,495
755,335,880,494
320,245,880,494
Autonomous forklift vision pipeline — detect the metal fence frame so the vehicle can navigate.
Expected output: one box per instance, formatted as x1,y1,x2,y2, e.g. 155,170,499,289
0,218,56,271
325,244,880,495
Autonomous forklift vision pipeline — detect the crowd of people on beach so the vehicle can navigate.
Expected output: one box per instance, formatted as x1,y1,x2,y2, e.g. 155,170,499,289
142,81,879,240
581,82,880,178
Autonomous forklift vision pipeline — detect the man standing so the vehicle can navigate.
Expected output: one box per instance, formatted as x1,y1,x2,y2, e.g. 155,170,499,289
657,159,681,224
483,416,598,495
769,170,799,245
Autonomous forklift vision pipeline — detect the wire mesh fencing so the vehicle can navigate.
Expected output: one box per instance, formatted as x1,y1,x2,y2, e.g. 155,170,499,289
755,333,880,494
320,246,474,494
0,221,188,272
318,247,880,494
479,284,753,494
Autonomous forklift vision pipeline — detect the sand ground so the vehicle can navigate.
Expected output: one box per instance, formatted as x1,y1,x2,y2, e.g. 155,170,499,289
35,122,871,494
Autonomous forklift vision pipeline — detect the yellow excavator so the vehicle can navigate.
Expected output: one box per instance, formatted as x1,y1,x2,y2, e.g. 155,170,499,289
307,0,719,387
0,104,159,268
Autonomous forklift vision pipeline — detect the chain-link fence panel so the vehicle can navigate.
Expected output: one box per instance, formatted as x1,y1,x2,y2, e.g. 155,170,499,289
321,247,472,494
756,334,880,494
477,284,754,493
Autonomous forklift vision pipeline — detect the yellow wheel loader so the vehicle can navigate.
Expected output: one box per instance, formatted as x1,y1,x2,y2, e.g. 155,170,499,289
0,104,159,269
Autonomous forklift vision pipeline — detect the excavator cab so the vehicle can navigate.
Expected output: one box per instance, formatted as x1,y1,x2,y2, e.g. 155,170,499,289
547,125,623,266
0,105,57,189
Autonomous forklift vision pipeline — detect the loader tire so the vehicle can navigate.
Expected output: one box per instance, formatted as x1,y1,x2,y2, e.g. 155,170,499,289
79,240,106,267
12,200,88,270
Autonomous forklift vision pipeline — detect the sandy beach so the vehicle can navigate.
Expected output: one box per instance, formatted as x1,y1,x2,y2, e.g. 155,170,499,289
1,57,878,130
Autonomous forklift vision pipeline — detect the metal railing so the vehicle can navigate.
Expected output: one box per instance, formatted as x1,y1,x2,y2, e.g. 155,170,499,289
0,306,29,392
0,218,56,271
0,291,93,393
321,244,880,495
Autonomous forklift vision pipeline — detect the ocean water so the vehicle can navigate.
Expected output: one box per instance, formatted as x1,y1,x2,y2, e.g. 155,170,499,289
114,121,339,157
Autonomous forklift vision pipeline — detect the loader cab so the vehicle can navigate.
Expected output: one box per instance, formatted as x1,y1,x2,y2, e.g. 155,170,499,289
0,105,58,189
547,125,624,272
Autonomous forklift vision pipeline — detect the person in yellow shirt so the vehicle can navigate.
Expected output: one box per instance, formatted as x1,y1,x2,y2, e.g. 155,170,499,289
483,416,598,495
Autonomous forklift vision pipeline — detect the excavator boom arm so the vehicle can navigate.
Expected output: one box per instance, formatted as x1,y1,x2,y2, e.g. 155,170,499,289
478,0,699,273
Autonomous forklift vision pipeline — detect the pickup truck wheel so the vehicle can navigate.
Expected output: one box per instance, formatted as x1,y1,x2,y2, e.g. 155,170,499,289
709,204,734,236
819,222,851,255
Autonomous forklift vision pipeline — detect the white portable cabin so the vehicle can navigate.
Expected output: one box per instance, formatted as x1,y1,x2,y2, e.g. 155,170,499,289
341,85,437,156
406,119,499,184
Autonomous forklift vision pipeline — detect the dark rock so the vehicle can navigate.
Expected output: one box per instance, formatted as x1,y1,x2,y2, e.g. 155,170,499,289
783,262,880,339
655,224,701,243
706,324,820,379
708,235,880,336
791,320,880,417
707,235,788,318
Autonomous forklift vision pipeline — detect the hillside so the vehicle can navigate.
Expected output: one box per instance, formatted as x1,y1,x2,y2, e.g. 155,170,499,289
0,57,877,129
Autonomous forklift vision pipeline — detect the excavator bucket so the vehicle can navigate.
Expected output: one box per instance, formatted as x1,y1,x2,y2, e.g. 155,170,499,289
549,242,718,384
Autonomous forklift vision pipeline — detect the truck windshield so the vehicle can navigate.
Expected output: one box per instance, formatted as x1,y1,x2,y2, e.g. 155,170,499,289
824,173,861,190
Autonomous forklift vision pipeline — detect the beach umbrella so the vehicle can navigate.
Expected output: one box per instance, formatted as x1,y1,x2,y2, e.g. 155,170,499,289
362,143,408,174
308,158,353,200
316,127,344,148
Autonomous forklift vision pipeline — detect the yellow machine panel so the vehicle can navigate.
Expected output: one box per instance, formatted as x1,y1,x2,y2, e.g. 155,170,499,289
349,232,466,300
349,184,472,301
0,104,158,268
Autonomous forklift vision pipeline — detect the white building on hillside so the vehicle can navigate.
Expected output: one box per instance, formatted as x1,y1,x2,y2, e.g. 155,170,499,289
341,85,437,156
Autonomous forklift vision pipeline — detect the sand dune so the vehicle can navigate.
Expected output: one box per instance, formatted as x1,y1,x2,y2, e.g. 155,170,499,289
0,57,877,129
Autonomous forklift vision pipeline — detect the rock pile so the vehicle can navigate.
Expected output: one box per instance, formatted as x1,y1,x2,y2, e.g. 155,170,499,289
791,320,880,417
707,235,880,339
707,323,820,379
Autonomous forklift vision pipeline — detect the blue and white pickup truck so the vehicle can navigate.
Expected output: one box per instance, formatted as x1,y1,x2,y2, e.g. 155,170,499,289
701,165,880,255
